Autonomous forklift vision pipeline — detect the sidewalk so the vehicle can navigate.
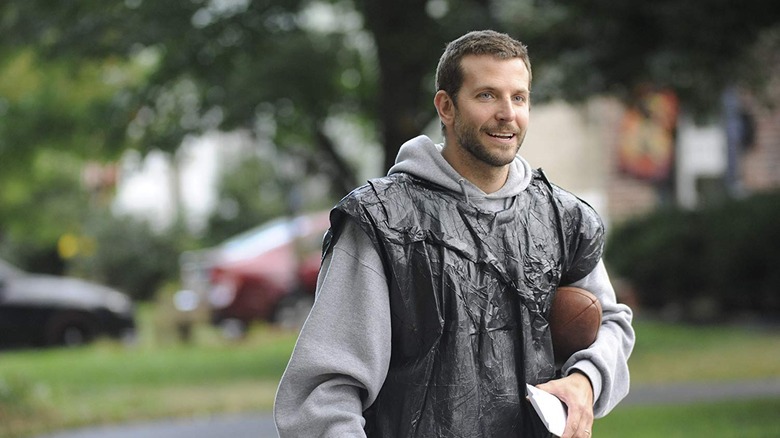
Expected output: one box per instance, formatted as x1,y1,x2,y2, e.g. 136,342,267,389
622,378,780,406
36,413,277,438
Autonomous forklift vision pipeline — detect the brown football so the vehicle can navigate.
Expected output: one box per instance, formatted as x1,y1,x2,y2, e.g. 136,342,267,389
550,286,602,363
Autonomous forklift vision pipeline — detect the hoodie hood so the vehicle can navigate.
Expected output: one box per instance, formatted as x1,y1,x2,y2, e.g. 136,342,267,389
388,135,533,210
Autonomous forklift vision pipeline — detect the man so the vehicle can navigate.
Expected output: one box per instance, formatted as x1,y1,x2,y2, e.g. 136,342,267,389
275,30,634,437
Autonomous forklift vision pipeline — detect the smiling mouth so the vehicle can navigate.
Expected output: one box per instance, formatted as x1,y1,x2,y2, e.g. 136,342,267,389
487,132,516,140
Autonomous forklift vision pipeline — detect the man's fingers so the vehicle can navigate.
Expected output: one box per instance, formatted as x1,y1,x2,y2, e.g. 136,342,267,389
536,373,594,438
559,406,591,438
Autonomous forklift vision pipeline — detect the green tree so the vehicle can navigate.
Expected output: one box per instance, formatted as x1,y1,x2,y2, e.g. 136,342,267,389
0,48,143,273
512,0,780,112
2,0,778,233
358,0,780,168
1,0,777,288
0,149,91,274
1,0,372,194
0,1,374,274
203,155,288,246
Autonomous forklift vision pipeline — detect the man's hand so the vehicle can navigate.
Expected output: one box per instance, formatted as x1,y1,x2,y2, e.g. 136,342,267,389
536,371,594,438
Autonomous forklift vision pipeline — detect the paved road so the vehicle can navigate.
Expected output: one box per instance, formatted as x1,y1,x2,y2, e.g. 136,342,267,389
622,378,780,406
36,379,780,438
36,413,278,438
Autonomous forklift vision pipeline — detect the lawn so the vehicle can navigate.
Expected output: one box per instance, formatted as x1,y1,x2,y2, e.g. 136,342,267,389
0,304,300,437
627,319,780,384
1,307,779,437
597,398,780,437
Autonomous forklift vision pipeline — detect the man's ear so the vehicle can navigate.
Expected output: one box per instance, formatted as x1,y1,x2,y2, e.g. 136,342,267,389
434,90,455,128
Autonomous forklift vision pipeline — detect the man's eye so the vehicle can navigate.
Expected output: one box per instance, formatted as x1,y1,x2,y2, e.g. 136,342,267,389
514,95,527,102
478,92,493,99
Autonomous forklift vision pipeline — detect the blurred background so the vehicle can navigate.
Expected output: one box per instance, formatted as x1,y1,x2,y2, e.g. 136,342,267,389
1,0,779,437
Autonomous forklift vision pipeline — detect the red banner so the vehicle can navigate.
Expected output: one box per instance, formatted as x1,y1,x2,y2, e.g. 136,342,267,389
618,89,679,182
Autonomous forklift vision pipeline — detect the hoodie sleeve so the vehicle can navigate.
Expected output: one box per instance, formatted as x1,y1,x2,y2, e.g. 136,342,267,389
274,218,391,437
561,259,635,418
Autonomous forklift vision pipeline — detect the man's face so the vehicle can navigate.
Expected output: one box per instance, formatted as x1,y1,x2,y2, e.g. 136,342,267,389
451,55,530,168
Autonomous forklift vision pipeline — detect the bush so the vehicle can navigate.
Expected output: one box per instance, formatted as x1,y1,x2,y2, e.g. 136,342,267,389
605,190,780,320
69,213,183,301
1,211,183,302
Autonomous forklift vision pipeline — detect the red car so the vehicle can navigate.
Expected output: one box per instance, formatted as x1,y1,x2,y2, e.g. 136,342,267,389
181,211,330,335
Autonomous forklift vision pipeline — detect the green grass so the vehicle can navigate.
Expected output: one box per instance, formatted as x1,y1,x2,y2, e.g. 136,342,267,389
599,319,780,437
1,310,779,437
629,319,780,383
596,398,780,437
0,303,300,437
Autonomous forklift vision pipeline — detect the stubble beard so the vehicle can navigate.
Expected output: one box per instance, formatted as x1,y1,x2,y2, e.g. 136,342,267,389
454,110,524,168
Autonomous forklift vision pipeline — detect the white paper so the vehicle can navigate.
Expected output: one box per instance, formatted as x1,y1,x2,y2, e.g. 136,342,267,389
526,384,567,437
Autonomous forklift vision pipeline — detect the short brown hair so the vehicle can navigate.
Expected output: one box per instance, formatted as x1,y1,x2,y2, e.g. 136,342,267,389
435,30,532,102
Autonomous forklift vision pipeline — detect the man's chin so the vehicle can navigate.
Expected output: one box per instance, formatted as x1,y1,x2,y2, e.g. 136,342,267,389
478,149,519,167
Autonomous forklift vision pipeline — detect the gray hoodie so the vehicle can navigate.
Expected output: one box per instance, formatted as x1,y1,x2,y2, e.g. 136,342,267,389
274,135,635,437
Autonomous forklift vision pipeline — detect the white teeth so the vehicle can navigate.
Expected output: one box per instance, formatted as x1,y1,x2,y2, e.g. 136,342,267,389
489,133,514,139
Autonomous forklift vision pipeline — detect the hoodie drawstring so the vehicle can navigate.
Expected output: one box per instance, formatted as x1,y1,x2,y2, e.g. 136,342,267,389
458,179,473,206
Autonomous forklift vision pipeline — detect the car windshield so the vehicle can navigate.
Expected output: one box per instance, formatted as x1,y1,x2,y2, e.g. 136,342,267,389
220,217,295,262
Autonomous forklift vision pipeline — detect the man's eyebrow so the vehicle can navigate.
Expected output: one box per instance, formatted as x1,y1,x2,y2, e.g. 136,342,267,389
472,85,530,95
474,84,531,94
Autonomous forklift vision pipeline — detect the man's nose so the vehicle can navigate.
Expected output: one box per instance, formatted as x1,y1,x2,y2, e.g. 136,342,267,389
495,98,516,121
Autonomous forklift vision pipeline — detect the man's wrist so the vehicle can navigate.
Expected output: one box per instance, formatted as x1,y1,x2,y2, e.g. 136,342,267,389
566,360,602,403
569,368,593,390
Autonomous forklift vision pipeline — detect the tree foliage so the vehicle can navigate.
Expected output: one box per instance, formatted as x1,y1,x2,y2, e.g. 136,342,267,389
0,0,375,278
203,154,289,246
3,0,778,185
0,50,133,172
516,0,780,113
0,146,95,274
1,0,375,193
1,0,778,284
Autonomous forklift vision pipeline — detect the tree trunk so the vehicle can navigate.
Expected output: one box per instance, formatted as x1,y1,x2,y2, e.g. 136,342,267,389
358,0,444,172
314,125,358,195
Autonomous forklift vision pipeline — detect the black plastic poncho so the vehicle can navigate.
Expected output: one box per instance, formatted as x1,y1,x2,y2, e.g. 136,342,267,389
325,171,604,437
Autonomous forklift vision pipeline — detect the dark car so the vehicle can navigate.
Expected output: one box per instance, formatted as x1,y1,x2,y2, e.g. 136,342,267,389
180,211,330,335
0,258,136,348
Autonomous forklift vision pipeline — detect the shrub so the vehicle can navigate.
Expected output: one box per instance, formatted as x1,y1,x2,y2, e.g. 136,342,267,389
605,190,780,320
1,211,183,302
69,213,183,301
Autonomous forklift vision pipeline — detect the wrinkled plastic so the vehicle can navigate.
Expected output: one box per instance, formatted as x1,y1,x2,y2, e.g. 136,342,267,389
325,170,603,437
